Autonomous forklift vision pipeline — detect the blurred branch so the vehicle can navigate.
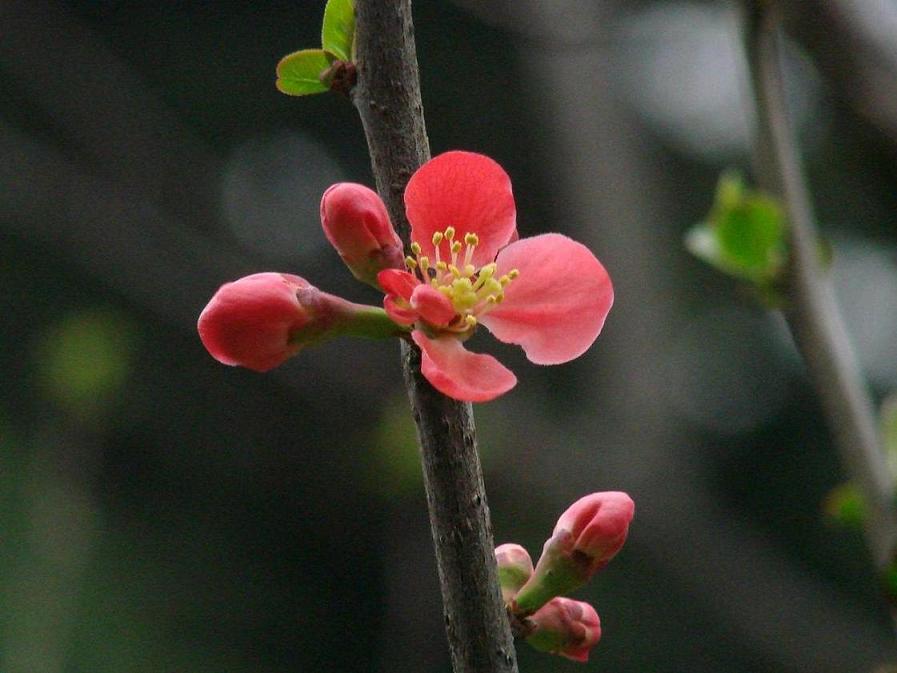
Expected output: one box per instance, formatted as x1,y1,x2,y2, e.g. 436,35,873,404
0,122,390,409
744,0,897,608
513,0,896,666
351,3,517,672
0,0,221,229
783,0,897,141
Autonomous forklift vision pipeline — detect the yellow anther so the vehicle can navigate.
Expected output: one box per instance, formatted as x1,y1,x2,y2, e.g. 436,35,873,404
451,241,463,255
495,293,505,303
464,264,476,277
484,278,503,295
432,232,444,246
444,226,456,240
435,261,448,272
410,242,422,255
465,315,478,328
508,269,520,279
464,233,479,246
448,264,461,278
419,256,430,272
405,256,418,269
479,263,497,278
499,275,511,287
486,295,498,304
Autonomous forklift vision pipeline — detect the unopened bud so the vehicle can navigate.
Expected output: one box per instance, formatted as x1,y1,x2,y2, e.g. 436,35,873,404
198,272,401,372
321,183,404,287
495,543,533,604
525,597,601,663
514,492,634,614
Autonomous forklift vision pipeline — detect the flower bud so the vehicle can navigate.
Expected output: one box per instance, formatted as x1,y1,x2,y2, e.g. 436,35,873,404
321,183,404,287
525,597,601,663
513,492,634,614
198,272,401,372
495,543,533,604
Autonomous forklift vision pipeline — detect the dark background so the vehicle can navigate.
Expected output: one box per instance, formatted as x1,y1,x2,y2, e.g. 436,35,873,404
2,1,897,671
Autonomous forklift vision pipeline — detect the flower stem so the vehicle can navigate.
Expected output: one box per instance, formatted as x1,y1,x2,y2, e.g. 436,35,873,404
335,305,410,340
743,0,897,624
350,2,519,672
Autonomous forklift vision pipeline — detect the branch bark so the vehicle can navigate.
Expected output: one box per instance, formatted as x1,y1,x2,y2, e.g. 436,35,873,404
744,0,897,599
351,3,518,672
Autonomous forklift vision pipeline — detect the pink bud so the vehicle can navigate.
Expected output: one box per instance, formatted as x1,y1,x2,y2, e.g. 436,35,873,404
513,491,634,615
495,543,534,603
321,183,404,287
526,597,601,663
198,272,323,372
553,491,634,576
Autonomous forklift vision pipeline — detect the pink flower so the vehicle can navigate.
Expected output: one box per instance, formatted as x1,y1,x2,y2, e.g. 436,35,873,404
513,491,634,614
320,183,405,286
526,597,602,663
377,151,613,402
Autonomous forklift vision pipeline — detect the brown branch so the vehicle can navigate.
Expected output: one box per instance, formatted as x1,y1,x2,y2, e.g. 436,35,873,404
350,2,518,672
744,0,897,613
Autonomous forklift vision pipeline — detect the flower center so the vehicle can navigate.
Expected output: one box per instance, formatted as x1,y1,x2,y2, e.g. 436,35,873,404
405,226,518,333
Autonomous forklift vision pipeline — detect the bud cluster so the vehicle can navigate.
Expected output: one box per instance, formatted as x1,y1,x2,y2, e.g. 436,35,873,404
495,491,634,663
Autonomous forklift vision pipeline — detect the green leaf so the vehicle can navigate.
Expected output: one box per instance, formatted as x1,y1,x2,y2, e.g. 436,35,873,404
322,0,355,62
822,482,866,530
686,172,787,286
276,49,330,96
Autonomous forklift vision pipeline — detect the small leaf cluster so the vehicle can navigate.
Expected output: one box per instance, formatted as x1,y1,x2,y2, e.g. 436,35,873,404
824,395,897,536
276,0,355,97
686,172,787,297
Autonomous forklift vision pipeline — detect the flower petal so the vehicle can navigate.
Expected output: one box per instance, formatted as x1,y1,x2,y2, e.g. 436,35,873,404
480,234,613,365
412,331,517,402
384,296,418,326
377,269,418,300
410,284,456,327
405,151,517,265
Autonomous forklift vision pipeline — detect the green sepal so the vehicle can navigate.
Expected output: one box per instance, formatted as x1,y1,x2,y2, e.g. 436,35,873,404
513,538,586,616
275,49,331,96
499,564,532,599
322,0,356,62
686,172,787,289
525,628,566,656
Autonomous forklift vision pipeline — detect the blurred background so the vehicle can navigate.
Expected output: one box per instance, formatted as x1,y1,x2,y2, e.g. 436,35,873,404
2,0,897,671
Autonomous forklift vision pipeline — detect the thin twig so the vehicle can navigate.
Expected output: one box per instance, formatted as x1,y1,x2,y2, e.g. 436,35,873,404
744,0,897,606
350,2,518,672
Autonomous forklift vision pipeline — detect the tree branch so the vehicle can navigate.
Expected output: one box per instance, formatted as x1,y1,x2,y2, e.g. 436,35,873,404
744,0,897,601
350,3,518,672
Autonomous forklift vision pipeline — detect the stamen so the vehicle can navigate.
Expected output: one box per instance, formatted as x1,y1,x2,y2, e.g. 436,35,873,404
462,233,478,269
435,261,448,272
444,226,455,240
464,315,477,328
410,242,422,256
432,232,444,246
448,264,461,278
464,264,476,277
405,256,418,269
508,269,520,279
